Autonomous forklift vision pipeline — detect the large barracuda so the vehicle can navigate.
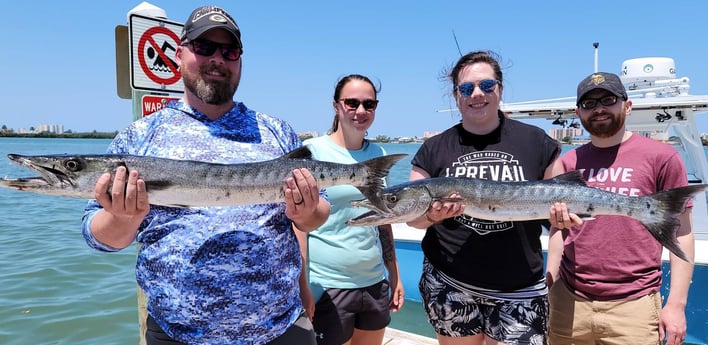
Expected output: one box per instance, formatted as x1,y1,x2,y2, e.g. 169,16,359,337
0,146,406,209
348,171,706,262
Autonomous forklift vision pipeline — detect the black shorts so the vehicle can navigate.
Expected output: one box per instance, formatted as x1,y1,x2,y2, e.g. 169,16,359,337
145,312,316,345
312,280,391,345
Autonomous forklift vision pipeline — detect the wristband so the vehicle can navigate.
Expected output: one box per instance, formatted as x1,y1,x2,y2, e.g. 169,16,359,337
424,213,437,223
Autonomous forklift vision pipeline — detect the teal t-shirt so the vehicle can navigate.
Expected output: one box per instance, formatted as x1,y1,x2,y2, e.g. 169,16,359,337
302,135,388,301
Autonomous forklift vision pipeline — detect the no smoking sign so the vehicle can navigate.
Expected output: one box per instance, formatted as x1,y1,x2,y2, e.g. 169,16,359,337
129,14,184,93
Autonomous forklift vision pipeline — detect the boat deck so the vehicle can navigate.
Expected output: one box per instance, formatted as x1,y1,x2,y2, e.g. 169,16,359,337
384,328,437,345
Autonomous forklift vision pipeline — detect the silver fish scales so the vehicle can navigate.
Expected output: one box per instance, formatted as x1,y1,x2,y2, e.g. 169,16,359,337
348,171,706,262
1,146,406,209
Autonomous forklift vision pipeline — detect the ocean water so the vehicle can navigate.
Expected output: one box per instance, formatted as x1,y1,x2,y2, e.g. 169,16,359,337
0,138,138,345
1,138,704,344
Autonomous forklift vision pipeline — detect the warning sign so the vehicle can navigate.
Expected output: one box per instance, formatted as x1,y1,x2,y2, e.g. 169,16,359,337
142,95,180,116
129,14,184,93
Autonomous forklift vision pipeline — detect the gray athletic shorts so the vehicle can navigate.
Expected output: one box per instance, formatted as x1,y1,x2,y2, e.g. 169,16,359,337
419,260,548,345
312,280,391,345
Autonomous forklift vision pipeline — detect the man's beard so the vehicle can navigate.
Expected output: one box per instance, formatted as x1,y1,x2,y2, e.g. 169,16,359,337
182,65,238,105
581,106,627,138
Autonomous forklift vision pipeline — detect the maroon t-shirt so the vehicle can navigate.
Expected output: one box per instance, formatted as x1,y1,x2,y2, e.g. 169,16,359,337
559,133,689,300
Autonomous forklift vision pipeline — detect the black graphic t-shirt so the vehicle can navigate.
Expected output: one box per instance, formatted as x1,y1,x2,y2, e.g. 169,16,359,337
412,116,560,290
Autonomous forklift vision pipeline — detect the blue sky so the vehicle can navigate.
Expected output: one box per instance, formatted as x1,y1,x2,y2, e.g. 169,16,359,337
2,1,708,138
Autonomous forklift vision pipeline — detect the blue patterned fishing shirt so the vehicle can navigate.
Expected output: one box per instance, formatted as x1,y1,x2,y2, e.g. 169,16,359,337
81,100,306,344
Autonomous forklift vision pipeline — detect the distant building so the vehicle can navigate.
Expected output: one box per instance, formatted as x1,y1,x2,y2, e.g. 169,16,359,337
629,130,671,142
37,124,64,134
423,130,440,138
3,124,66,134
549,127,583,141
297,131,318,140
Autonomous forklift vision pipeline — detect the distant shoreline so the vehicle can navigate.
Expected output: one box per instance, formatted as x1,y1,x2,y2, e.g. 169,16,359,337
0,133,419,142
4,133,703,147
0,132,117,139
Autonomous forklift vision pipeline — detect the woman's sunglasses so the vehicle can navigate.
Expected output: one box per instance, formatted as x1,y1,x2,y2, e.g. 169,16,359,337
457,79,501,97
340,98,379,111
182,39,242,61
579,95,619,109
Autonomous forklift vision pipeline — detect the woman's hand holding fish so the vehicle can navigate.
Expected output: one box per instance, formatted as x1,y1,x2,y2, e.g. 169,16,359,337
285,168,330,232
407,193,465,229
426,195,465,223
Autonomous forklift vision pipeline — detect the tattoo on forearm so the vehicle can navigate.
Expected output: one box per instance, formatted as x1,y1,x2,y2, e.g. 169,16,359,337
378,226,395,265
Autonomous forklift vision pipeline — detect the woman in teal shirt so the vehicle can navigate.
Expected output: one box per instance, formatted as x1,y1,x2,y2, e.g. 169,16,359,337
295,74,404,345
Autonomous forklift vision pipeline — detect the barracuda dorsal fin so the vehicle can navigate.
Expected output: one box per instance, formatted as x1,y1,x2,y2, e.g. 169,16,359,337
281,146,313,160
551,170,588,185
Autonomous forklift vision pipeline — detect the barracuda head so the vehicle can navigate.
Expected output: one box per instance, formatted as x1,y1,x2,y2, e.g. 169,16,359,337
347,181,435,226
9,154,94,185
2,154,116,197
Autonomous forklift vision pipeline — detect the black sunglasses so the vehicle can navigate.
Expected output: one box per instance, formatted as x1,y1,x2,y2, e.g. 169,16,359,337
579,95,619,109
457,79,500,97
340,98,379,111
182,39,242,61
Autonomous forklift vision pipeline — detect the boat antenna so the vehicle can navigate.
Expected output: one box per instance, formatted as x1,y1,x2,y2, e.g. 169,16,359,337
452,30,463,56
593,42,599,72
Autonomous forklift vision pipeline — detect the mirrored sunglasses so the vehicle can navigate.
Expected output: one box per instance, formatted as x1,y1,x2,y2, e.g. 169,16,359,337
579,95,618,109
183,39,242,61
457,79,500,97
340,98,379,111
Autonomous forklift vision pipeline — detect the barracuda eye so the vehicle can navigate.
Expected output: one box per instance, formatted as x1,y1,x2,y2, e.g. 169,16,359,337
63,158,84,172
383,194,398,203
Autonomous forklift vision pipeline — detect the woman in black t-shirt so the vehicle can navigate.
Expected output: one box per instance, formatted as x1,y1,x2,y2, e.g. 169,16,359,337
408,50,560,345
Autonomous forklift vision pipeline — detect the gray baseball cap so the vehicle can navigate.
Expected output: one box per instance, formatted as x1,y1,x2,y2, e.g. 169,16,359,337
181,6,242,48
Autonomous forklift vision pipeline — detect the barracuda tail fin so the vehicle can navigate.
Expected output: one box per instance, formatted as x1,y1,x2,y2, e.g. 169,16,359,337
641,184,708,263
355,154,408,213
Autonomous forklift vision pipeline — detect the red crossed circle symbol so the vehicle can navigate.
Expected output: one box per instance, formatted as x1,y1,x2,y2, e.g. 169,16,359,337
137,26,181,85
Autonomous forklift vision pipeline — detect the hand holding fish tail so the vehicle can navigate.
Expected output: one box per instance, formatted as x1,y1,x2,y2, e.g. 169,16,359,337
91,166,150,249
285,168,330,232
